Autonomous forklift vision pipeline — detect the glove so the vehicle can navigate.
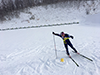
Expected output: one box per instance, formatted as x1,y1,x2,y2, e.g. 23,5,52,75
52,32,55,35
70,36,74,39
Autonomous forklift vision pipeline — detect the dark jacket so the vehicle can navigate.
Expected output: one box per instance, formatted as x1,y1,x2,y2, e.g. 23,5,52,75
54,33,73,44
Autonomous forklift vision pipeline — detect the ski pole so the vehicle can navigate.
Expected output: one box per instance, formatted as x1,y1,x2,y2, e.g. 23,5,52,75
53,34,57,59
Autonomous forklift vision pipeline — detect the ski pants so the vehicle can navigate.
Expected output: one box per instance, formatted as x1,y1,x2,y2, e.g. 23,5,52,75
64,40,77,55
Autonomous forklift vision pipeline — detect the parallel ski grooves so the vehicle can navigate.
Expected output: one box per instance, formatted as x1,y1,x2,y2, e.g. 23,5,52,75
70,57,79,67
72,51,93,61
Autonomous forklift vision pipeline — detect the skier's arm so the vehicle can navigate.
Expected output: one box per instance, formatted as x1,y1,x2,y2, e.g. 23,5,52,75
52,32,61,37
66,34,74,39
69,35,74,39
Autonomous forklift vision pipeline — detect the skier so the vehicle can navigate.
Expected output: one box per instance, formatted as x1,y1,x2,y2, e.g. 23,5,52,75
52,32,79,58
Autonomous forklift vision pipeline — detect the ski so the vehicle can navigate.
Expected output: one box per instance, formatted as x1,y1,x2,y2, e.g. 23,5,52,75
72,51,93,61
69,56,79,67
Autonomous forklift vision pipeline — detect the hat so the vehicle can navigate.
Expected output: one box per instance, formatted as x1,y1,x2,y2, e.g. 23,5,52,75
60,32,64,35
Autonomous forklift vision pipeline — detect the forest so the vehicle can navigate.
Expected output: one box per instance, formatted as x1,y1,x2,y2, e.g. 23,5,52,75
0,0,96,21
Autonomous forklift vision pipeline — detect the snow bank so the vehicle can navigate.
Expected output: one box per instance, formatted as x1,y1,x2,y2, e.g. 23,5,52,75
0,5,84,29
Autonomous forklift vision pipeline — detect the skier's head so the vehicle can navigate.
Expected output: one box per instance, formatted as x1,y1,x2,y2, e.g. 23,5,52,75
60,32,65,37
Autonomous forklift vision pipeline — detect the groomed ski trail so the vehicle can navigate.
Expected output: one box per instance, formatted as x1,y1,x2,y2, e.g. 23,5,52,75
0,25,100,75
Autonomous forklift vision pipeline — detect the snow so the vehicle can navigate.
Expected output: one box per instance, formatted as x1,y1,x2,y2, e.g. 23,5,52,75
84,13,100,26
0,4,100,75
0,5,84,29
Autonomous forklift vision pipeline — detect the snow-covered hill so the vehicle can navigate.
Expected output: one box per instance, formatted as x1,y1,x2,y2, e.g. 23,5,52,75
0,4,100,75
0,6,81,28
84,13,100,26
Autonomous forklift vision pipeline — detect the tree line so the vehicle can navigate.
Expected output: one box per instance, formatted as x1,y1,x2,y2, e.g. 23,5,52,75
0,0,96,21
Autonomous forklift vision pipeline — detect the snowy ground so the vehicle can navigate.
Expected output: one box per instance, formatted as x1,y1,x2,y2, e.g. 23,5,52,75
0,4,100,75
0,24,100,75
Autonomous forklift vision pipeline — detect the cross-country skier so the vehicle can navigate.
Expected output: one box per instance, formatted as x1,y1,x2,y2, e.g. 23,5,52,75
52,32,79,58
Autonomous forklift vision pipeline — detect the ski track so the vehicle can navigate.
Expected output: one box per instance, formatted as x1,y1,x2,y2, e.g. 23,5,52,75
0,25,100,75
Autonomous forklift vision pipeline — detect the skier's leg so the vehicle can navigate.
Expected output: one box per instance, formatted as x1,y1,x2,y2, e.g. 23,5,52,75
68,41,77,53
64,44,70,55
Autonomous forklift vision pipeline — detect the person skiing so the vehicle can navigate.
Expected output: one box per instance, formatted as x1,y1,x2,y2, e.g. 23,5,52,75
52,32,79,58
